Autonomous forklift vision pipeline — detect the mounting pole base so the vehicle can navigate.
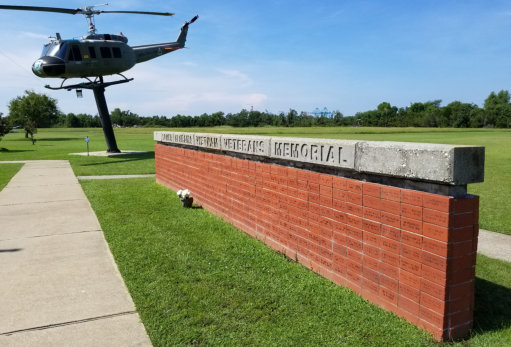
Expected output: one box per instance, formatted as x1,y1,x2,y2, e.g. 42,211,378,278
93,85,120,153
45,75,133,153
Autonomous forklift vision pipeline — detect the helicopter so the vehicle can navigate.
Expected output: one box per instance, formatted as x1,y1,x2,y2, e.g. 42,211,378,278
0,4,198,153
0,4,198,87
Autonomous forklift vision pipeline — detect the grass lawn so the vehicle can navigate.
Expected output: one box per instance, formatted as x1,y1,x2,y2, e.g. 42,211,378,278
0,163,23,191
81,177,511,346
2,126,508,234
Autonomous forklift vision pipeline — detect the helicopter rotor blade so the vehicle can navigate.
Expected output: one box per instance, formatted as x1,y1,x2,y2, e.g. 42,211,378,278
99,10,174,16
0,5,80,15
0,5,174,17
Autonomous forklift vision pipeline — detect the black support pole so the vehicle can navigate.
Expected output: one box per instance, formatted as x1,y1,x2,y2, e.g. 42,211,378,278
92,81,120,153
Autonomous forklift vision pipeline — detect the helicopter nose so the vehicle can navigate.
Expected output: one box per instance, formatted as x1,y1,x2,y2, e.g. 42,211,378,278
32,57,65,77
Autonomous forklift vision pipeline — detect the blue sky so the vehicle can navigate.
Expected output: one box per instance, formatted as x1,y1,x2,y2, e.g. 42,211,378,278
0,0,510,117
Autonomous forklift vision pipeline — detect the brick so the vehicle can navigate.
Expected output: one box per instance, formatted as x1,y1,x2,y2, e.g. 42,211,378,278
454,213,474,228
363,254,380,271
333,239,346,254
346,225,363,241
380,274,399,293
346,269,363,287
422,264,447,286
421,292,447,315
450,226,474,243
381,199,401,215
363,265,380,283
346,235,363,252
319,174,333,187
363,195,381,210
454,196,478,213
308,182,320,194
448,280,475,300
400,257,422,276
381,224,401,241
332,198,346,212
363,219,381,235
363,231,380,248
421,278,447,300
379,286,398,305
401,189,423,206
401,203,422,220
422,252,447,272
332,176,347,190
423,223,449,242
381,186,401,201
401,244,422,262
401,217,423,234
346,179,363,193
381,250,400,266
333,188,347,201
347,191,363,205
381,237,400,254
379,261,398,278
423,237,449,257
448,309,473,331
320,184,333,197
424,193,454,212
347,255,363,272
363,207,381,222
448,267,475,286
345,203,363,217
347,214,363,229
381,211,401,228
420,306,446,328
398,295,420,316
363,182,381,198
307,171,321,183
401,230,423,248
423,208,453,227
363,278,380,295
399,281,420,301
332,253,347,275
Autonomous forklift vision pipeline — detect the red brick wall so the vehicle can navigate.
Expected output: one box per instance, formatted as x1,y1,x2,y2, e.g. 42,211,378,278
155,144,479,341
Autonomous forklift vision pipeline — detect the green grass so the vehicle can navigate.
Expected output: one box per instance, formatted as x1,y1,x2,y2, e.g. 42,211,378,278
0,163,23,191
81,178,511,346
1,126,509,233
0,128,156,176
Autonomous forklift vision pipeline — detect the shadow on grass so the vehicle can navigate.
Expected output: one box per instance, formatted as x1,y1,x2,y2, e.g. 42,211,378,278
0,149,35,153
473,277,511,334
77,152,155,167
36,137,80,142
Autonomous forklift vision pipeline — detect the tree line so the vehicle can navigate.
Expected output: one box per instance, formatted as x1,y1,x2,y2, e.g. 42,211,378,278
2,90,511,142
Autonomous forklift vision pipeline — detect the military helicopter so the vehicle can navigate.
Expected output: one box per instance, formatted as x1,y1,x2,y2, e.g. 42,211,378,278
0,4,198,152
0,4,197,86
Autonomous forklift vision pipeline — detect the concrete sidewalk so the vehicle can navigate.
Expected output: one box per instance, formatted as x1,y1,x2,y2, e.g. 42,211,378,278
0,161,151,346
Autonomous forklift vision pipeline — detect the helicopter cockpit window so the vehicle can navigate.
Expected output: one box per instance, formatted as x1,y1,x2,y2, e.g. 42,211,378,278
42,42,67,59
40,44,51,57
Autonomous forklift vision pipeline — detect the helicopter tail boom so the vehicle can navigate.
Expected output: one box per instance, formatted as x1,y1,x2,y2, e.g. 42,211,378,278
177,15,198,46
132,15,198,64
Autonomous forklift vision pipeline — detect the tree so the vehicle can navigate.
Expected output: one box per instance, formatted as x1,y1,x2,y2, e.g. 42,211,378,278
484,90,511,128
0,113,10,142
8,90,59,141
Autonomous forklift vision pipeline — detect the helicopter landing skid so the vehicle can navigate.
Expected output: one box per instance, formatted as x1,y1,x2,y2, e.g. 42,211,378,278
44,75,134,91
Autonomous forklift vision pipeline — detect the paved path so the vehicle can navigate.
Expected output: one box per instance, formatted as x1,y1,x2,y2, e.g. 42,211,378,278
478,229,511,263
0,161,151,346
